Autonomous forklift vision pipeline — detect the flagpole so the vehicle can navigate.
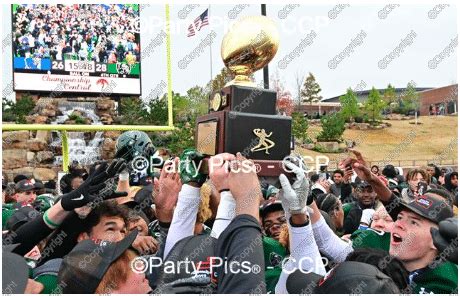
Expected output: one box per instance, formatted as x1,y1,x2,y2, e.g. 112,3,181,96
209,4,213,90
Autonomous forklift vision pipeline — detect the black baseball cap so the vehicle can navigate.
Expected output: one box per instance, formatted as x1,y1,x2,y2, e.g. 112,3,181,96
2,244,29,294
286,261,400,294
394,195,453,224
13,174,28,184
260,200,284,218
15,179,36,192
134,184,154,206
356,180,372,189
6,206,40,231
58,229,138,294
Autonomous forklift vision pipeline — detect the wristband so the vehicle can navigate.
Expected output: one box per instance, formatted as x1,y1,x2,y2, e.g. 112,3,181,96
43,210,60,229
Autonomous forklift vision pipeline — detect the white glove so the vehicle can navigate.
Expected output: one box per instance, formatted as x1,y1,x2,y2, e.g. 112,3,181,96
278,159,310,215
119,169,130,181
360,208,375,226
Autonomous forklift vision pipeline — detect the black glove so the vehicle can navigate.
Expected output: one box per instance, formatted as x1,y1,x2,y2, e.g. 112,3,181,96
91,158,127,184
430,217,458,264
60,160,127,211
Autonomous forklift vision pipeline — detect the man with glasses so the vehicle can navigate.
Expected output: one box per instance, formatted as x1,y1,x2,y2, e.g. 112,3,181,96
342,181,383,234
261,200,286,241
259,200,288,293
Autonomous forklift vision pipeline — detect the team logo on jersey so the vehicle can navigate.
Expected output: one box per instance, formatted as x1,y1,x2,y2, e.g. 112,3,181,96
269,252,282,267
116,62,132,75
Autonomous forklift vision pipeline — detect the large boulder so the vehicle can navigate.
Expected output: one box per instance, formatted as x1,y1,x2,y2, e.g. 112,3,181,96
33,168,57,181
103,131,122,139
317,141,339,151
27,152,35,162
26,115,48,124
10,167,35,179
36,151,54,163
40,108,56,117
100,114,113,125
36,131,51,142
97,99,115,111
101,138,116,160
2,149,27,169
27,139,47,152
2,131,29,144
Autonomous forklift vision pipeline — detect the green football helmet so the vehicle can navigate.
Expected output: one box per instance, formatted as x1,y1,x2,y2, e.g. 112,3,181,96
115,131,155,162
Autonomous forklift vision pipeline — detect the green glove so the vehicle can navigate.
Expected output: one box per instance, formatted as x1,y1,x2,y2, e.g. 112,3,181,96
33,194,55,213
179,148,207,185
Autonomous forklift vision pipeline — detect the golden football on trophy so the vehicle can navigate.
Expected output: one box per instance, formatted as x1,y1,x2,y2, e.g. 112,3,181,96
221,15,280,87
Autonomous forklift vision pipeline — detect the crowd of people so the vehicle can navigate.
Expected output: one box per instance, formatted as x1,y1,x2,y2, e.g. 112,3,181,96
13,4,140,64
2,130,458,294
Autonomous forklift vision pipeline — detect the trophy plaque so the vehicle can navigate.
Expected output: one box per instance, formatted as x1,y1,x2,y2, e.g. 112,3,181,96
196,16,292,177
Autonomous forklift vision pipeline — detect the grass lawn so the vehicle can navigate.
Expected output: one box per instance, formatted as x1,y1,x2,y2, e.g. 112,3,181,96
294,115,458,168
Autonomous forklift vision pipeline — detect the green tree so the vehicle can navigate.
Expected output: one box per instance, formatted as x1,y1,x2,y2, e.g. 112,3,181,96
166,116,196,154
317,112,345,142
382,84,396,105
186,86,209,116
339,88,360,122
364,87,386,124
291,112,310,144
119,97,146,125
402,81,420,123
208,68,233,93
301,72,322,105
2,95,35,124
144,96,168,125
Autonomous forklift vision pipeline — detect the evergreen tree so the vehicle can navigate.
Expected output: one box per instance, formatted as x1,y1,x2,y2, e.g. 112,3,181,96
301,72,322,105
292,112,310,144
402,81,420,123
364,87,386,124
339,88,360,122
317,112,345,142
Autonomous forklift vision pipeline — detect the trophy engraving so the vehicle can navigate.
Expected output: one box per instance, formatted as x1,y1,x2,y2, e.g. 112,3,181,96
251,129,275,155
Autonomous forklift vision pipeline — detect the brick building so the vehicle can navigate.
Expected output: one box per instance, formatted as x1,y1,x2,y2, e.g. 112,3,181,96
418,84,457,116
295,84,458,117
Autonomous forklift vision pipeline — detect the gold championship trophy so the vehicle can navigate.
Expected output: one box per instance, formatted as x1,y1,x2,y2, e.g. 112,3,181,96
196,16,292,179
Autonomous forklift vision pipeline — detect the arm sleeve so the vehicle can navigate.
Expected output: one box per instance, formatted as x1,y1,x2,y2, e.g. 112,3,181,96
6,214,53,256
383,193,401,221
275,218,326,294
210,191,236,239
311,215,354,263
343,208,362,235
215,214,266,294
163,184,201,259
341,183,353,203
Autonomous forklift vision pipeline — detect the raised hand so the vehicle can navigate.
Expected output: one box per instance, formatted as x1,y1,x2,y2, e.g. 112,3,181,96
347,148,367,167
60,160,127,211
208,153,236,192
228,153,261,218
179,148,207,186
154,157,182,223
279,158,310,215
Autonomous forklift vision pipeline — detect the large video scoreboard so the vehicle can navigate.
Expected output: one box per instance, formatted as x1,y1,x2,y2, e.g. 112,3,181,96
12,4,141,95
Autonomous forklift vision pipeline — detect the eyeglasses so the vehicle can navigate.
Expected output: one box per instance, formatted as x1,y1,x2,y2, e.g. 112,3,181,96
263,216,287,232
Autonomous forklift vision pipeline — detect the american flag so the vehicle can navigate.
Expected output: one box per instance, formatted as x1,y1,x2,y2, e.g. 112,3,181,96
187,9,209,37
